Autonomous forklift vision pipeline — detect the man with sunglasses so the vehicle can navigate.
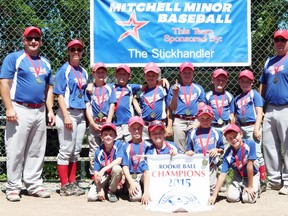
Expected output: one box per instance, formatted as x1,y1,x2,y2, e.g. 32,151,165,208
259,29,288,195
0,26,55,201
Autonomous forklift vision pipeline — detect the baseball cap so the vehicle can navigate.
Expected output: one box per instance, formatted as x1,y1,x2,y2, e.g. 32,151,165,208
274,30,288,40
223,124,241,137
180,62,194,73
148,120,165,133
128,116,144,127
212,69,228,78
92,62,107,72
101,122,117,135
239,70,254,81
197,105,214,118
144,62,159,74
67,39,84,49
23,26,42,37
116,64,131,74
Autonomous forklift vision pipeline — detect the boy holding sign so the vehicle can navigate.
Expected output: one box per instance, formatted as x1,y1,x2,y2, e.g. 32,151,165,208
186,105,224,195
122,116,150,205
209,124,259,204
145,120,180,156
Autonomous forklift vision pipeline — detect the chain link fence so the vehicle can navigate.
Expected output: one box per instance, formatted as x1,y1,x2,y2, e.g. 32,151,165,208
0,0,287,181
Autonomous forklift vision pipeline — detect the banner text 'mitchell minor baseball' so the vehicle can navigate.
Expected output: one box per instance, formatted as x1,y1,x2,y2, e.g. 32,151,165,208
110,2,232,24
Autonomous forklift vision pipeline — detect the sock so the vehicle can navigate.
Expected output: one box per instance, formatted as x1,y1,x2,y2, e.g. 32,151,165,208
259,165,266,182
68,162,77,183
57,165,69,187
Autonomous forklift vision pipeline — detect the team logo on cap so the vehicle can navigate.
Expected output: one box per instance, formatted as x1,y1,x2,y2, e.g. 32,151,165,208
115,10,149,42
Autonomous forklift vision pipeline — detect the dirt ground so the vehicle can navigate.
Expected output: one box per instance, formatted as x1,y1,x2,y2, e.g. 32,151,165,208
0,183,288,216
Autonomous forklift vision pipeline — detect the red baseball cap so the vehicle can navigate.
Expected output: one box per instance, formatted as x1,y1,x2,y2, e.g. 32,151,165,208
274,30,288,40
101,122,117,135
197,105,214,118
92,62,107,72
116,64,131,74
148,120,165,132
239,70,254,81
180,62,194,73
223,124,241,137
212,69,228,78
67,39,84,49
128,116,144,127
144,62,159,74
23,26,42,37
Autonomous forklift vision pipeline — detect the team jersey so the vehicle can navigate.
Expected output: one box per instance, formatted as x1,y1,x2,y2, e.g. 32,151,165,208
140,85,167,121
234,89,264,124
53,62,88,109
205,90,234,123
94,140,124,172
145,140,180,155
260,54,288,105
0,50,52,104
186,127,224,164
87,83,117,118
221,139,259,177
167,83,205,116
122,140,150,174
113,84,141,125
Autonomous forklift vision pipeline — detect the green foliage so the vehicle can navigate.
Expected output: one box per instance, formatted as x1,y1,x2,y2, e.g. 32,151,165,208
0,172,7,181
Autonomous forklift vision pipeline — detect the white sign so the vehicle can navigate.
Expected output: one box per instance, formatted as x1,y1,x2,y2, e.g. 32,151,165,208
146,154,212,212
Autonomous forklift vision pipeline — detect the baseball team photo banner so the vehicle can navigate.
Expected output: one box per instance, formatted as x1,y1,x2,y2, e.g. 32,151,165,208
90,0,251,67
146,154,211,213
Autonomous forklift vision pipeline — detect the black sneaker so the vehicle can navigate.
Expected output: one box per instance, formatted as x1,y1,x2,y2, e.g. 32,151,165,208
70,182,85,196
260,180,267,193
60,184,74,196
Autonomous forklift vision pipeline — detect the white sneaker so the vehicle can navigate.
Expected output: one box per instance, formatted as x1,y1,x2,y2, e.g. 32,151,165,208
279,185,288,195
87,183,97,202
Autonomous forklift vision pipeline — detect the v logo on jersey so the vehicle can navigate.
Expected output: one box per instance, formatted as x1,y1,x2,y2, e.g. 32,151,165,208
115,10,149,42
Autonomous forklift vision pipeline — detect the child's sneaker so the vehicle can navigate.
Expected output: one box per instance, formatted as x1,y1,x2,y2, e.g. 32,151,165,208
107,191,118,202
87,183,97,202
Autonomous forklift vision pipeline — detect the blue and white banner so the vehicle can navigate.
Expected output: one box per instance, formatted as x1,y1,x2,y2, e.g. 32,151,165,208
90,0,251,67
146,154,211,213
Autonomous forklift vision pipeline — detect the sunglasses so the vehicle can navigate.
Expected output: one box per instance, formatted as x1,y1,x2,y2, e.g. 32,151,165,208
150,120,164,127
25,36,41,42
274,38,287,43
69,47,83,52
198,109,214,114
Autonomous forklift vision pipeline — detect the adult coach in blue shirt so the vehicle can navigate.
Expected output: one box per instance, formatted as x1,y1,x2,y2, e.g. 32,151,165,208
259,29,288,195
0,26,55,201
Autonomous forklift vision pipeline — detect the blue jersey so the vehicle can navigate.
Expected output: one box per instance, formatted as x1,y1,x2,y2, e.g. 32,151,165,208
145,140,180,155
53,62,88,109
0,50,52,104
122,140,150,174
140,85,167,121
113,84,141,125
186,127,224,164
260,55,288,105
221,139,258,177
87,83,117,118
205,90,234,123
167,83,205,116
94,140,124,172
234,89,263,124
